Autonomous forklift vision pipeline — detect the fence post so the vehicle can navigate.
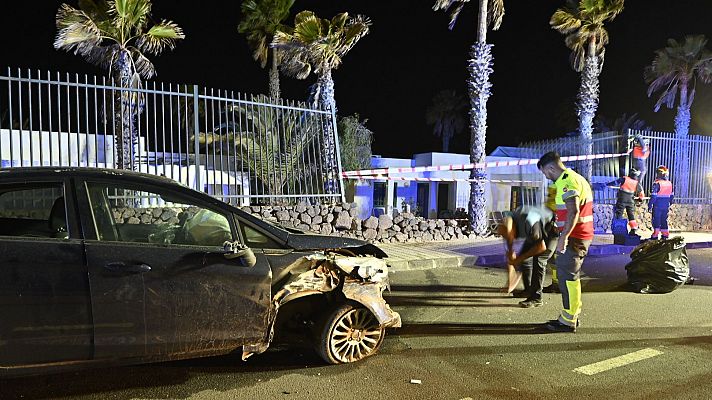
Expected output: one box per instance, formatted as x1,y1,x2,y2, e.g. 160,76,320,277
193,84,202,192
330,107,346,204
620,128,631,177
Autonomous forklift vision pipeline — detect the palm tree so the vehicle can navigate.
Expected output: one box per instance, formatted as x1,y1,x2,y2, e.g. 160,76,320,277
550,0,624,182
426,89,467,152
272,11,371,194
433,0,504,236
644,35,712,198
54,0,184,170
238,0,295,100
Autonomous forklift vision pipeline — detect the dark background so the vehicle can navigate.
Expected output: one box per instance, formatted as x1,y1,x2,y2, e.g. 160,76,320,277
2,1,712,158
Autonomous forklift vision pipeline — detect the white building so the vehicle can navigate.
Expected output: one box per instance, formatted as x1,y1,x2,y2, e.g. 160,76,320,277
350,149,546,220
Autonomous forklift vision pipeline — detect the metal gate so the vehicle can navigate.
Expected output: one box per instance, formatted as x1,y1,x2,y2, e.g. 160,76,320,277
0,68,344,205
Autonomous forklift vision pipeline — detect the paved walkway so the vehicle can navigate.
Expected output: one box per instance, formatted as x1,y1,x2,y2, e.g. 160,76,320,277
379,232,712,272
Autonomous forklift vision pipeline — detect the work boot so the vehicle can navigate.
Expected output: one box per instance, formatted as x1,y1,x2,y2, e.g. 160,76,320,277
543,283,560,293
650,235,659,241
661,235,669,240
547,319,580,328
519,298,543,308
545,320,577,333
630,229,637,236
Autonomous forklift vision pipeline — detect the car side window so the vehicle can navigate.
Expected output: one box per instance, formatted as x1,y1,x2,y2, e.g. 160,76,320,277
241,222,281,249
85,183,234,247
0,183,68,239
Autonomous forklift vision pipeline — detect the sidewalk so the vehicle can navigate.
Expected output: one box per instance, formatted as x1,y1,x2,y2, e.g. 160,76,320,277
379,232,712,272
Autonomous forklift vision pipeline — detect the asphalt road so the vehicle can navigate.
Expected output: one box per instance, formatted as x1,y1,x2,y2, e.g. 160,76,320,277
3,249,712,400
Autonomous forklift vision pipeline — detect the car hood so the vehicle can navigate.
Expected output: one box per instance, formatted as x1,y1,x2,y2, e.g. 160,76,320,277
285,233,388,258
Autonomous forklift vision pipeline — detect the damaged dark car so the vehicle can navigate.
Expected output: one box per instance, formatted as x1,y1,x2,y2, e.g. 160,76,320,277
0,168,401,377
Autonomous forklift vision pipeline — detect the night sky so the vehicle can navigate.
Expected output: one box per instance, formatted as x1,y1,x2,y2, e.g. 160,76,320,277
3,1,712,158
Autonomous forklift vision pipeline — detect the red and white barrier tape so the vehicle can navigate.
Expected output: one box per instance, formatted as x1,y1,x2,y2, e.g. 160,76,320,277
344,175,540,183
341,149,632,178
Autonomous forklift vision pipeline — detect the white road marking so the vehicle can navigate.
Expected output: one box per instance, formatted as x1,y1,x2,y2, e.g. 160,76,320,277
574,348,664,376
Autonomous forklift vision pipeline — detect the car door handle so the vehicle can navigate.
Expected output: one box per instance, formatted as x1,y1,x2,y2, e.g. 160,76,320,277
104,262,152,274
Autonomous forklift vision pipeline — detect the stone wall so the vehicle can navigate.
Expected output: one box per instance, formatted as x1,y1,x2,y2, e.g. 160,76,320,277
241,203,476,243
594,203,712,233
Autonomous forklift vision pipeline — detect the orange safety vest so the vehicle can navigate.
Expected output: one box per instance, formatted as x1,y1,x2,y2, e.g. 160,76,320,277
620,176,639,194
554,168,594,241
654,179,673,197
632,146,650,160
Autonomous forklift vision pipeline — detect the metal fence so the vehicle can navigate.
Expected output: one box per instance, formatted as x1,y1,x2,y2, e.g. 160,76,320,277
519,130,712,205
519,131,625,204
630,129,712,204
0,68,344,205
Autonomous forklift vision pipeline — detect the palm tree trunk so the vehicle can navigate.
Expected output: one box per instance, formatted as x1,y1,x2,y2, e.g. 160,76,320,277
313,70,338,195
443,134,451,152
467,41,493,236
269,51,281,100
576,39,600,182
674,80,691,199
116,50,133,170
464,0,492,236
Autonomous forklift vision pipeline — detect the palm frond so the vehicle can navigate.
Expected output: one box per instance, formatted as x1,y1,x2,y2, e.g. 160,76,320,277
238,0,295,68
110,0,152,37
552,0,623,70
129,47,156,78
272,10,370,78
646,34,712,110
433,0,504,31
137,20,185,55
54,4,105,55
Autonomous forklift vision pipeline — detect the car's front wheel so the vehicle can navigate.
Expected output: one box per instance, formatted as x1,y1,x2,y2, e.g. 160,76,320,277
316,303,385,364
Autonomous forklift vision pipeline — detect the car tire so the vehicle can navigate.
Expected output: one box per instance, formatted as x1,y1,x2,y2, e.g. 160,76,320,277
315,302,385,364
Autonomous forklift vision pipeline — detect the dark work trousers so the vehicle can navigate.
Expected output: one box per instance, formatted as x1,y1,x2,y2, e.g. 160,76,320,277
519,236,558,301
652,205,670,230
633,158,647,184
614,200,636,224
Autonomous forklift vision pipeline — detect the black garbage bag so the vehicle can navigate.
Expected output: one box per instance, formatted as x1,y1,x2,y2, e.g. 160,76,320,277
625,237,689,294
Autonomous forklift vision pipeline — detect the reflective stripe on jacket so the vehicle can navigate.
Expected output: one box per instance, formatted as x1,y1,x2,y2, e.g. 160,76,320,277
553,168,594,240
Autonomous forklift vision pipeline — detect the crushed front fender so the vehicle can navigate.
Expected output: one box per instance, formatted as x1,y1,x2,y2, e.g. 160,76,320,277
242,252,401,360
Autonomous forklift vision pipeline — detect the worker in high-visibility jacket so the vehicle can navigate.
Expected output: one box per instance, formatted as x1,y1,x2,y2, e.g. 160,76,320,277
649,165,674,240
632,134,650,183
537,151,594,333
607,168,645,235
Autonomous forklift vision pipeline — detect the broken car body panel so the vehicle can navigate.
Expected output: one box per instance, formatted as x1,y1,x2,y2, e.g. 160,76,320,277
242,252,401,360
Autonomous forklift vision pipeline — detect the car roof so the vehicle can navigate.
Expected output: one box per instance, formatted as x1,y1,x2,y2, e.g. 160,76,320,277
0,167,179,185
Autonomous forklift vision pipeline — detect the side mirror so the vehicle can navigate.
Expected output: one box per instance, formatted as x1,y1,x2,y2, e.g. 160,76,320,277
222,241,257,268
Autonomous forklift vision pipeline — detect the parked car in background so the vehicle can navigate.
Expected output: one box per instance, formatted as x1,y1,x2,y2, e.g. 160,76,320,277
0,168,400,377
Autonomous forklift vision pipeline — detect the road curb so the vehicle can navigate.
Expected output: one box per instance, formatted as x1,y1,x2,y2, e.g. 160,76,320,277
473,241,712,268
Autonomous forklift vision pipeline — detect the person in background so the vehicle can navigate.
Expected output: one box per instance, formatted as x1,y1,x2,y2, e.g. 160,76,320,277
632,134,650,183
497,205,558,308
649,165,674,240
537,151,594,333
607,168,645,235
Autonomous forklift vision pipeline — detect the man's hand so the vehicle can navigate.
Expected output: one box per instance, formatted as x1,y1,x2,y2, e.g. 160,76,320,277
556,237,567,254
506,250,517,265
